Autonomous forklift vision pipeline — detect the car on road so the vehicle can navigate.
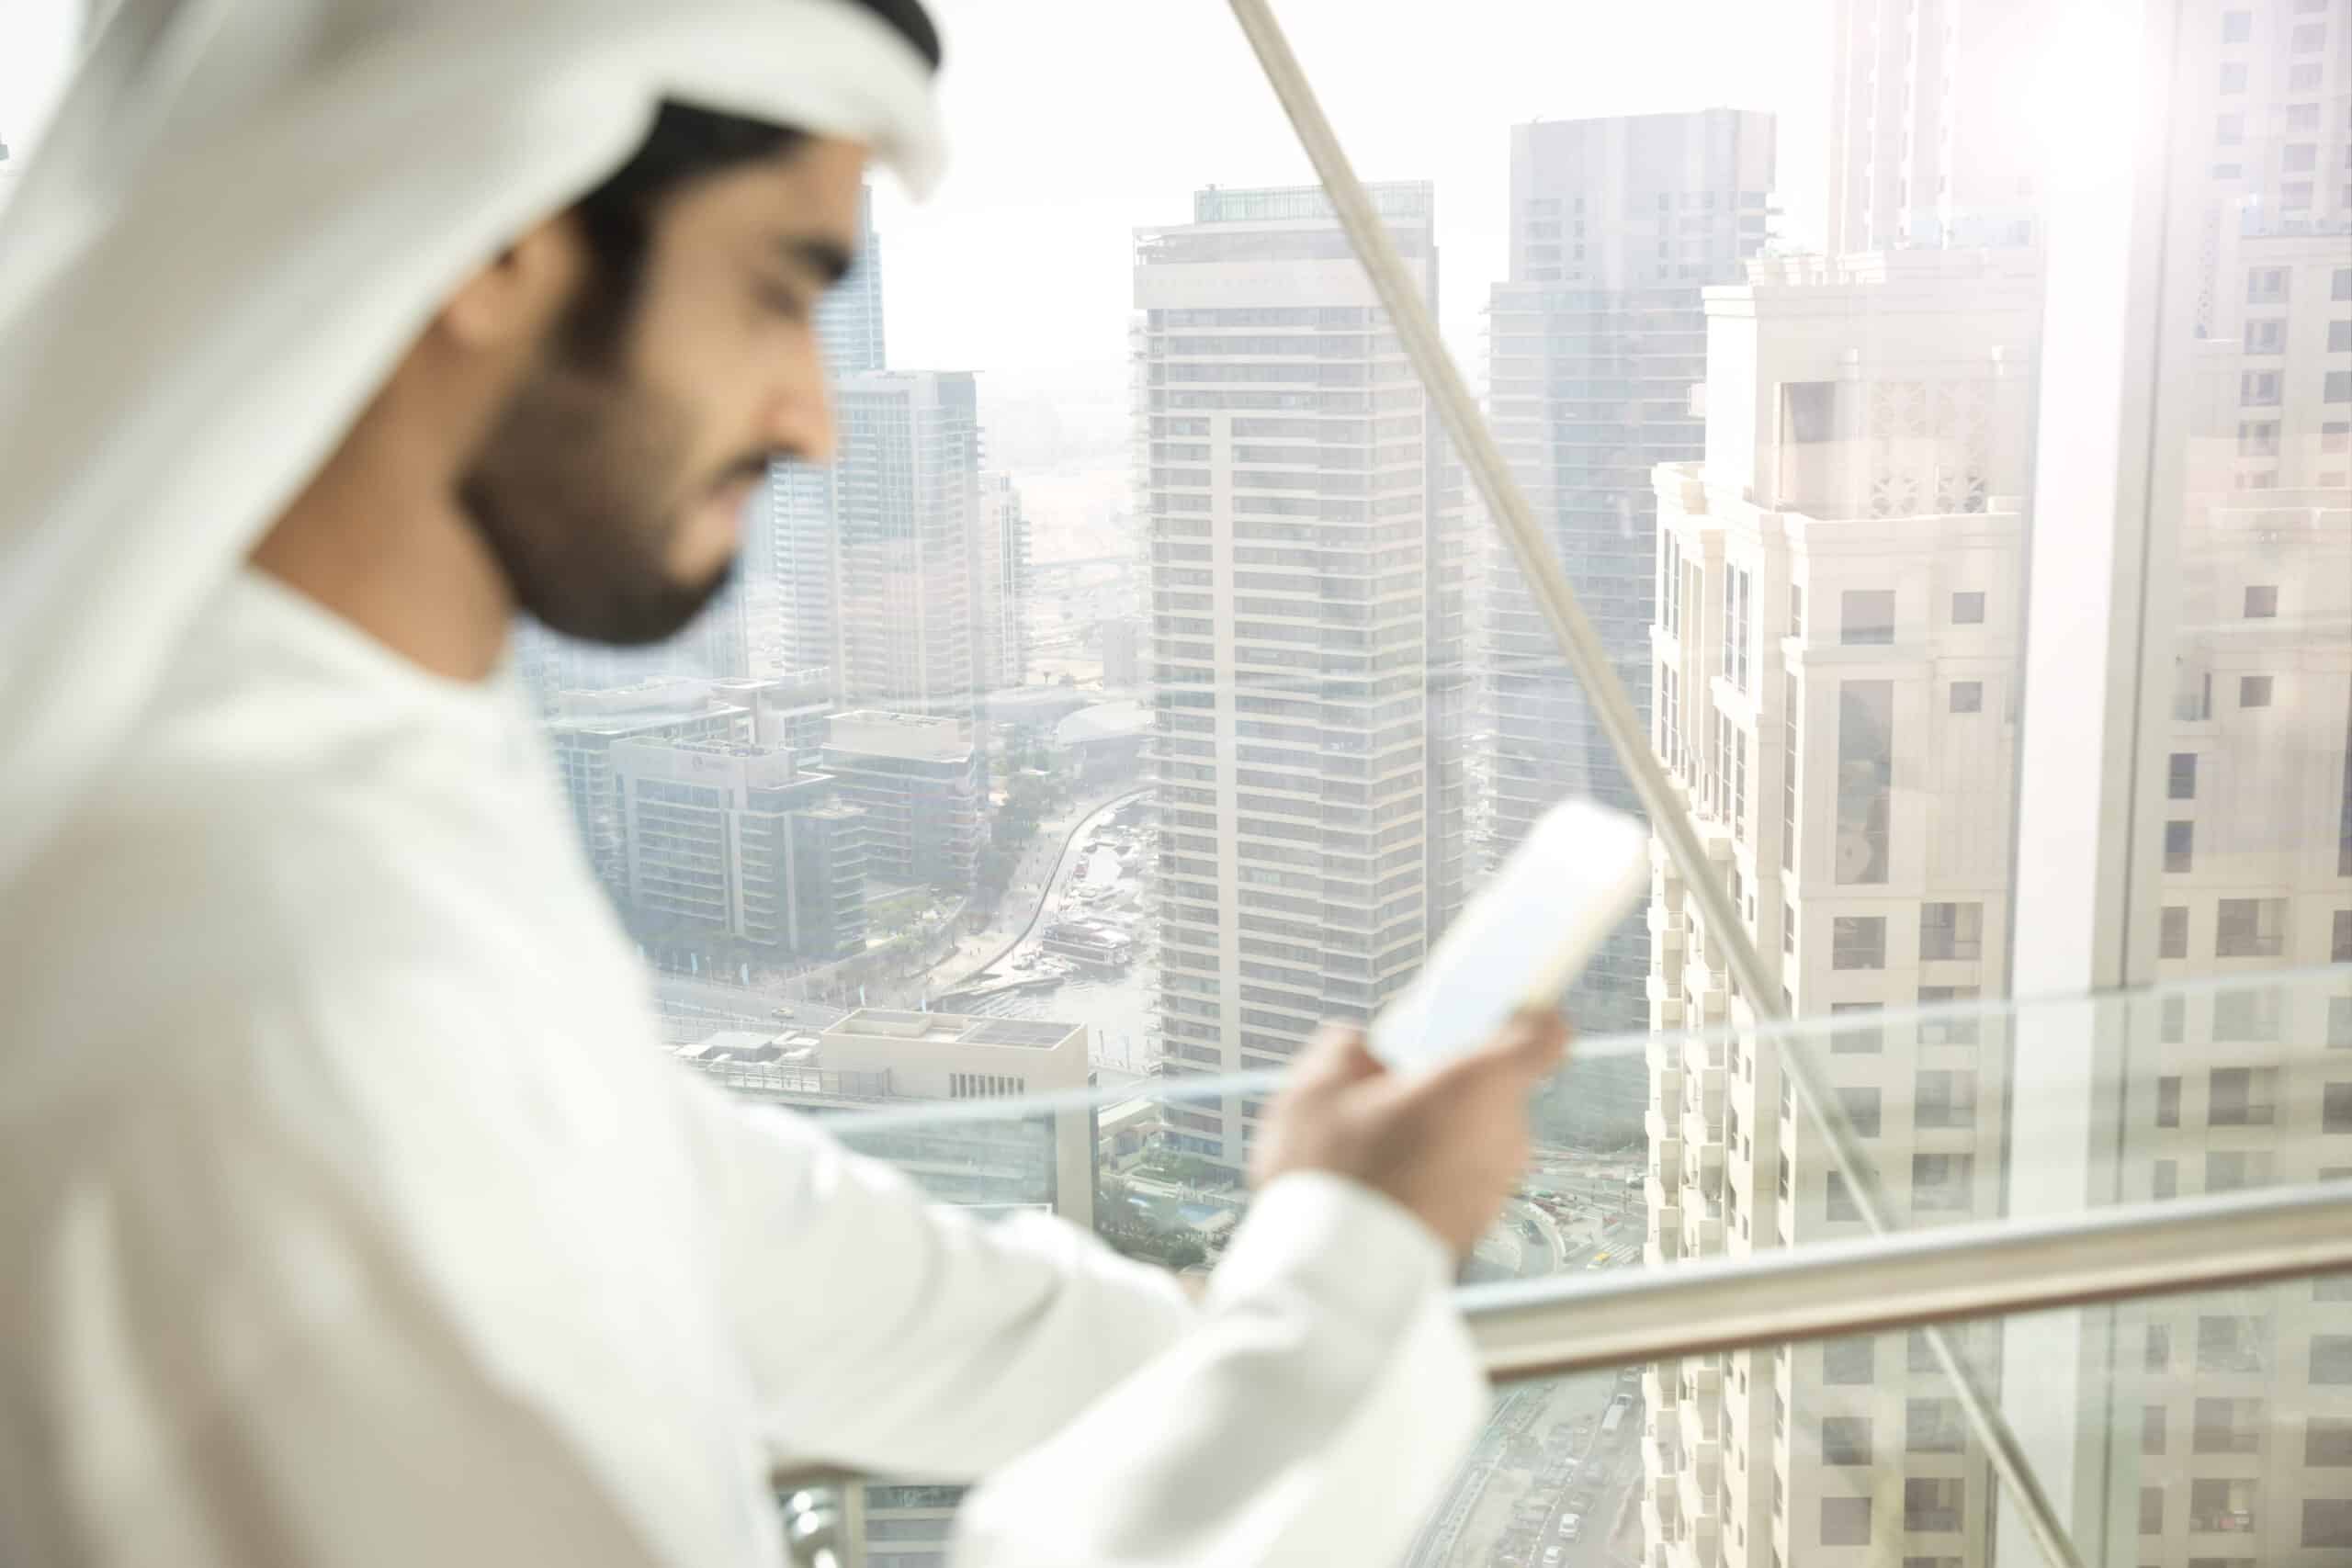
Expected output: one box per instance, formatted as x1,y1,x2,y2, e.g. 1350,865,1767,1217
1541,1549,1563,1568
1558,1513,1583,1540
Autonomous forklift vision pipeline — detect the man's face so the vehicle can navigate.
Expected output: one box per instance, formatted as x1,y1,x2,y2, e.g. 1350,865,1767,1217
458,137,867,646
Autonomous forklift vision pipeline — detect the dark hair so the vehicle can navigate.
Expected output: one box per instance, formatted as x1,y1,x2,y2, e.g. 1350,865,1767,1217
563,0,940,352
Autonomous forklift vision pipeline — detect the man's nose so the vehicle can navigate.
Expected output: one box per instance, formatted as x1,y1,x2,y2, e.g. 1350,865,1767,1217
767,386,836,468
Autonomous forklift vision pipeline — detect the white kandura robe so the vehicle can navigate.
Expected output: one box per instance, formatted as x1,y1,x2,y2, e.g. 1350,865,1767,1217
0,570,1487,1567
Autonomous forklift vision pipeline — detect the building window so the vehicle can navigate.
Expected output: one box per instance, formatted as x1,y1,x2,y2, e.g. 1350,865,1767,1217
2189,1477,2257,1534
1831,915,1887,969
2329,995,2352,1049
2238,419,2279,455
2154,1158,2177,1198
2141,1404,2167,1454
1783,903,1797,953
2222,9,2252,43
2309,1500,2352,1551
1839,1087,1883,1138
1919,901,1984,961
1824,1337,1874,1384
2198,1314,2267,1374
2328,1084,2352,1134
2209,1066,2277,1125
2309,1416,2352,1466
1840,589,1895,646
1909,1398,1965,1454
1837,682,1894,884
2240,674,2273,707
1826,1171,1860,1221
2318,1336,2352,1383
2157,1075,2182,1127
1916,1068,1978,1129
2168,751,2198,798
1905,1478,1963,1534
2327,370,2352,403
1789,583,1804,637
2215,987,2282,1043
2291,62,2324,90
2245,317,2286,354
2337,267,2352,301
2332,321,2352,353
2215,111,2246,145
2215,897,2286,957
1783,673,1801,872
1951,590,1984,625
2241,368,2282,405
2290,21,2326,49
2160,905,2188,958
2191,1396,2263,1454
2335,908,2352,963
2138,1485,2163,1535
2146,1324,2171,1371
1830,1002,1884,1055
1821,1416,1871,1466
1820,1496,1871,1547
1724,566,1752,692
1950,680,1983,714
2165,820,2194,872
2219,62,2248,92
1912,1154,1973,1213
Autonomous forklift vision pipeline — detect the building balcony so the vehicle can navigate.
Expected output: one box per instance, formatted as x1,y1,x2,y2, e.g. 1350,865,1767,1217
1677,1391,1723,1452
1674,1457,1719,1527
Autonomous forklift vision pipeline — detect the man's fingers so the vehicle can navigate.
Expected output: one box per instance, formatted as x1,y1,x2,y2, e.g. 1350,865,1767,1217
1295,1023,1384,1089
1505,1008,1572,1077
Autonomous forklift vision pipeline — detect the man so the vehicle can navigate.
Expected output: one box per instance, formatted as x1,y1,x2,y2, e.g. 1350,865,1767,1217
0,2,1566,1563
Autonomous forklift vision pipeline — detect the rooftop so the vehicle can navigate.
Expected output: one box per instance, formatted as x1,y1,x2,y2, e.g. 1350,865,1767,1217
825,709,977,762
831,1009,1080,1051
1191,180,1432,225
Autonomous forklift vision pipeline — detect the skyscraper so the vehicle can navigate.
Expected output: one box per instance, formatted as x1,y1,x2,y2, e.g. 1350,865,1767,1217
1641,244,2041,1568
831,369,984,721
1640,4,2352,1564
1485,110,1776,1095
1823,0,2042,255
1136,182,1470,1172
977,469,1033,692
1633,10,2049,1564
757,182,887,682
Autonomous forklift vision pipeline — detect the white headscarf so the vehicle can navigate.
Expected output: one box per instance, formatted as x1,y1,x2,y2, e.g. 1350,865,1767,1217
0,0,944,888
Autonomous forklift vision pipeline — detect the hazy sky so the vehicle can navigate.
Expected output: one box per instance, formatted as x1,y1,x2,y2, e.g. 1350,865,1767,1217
4,0,1832,385
878,0,1832,389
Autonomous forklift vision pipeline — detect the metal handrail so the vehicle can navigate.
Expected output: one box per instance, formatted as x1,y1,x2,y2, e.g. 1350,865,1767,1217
775,1181,2352,1565
1464,1179,2352,1379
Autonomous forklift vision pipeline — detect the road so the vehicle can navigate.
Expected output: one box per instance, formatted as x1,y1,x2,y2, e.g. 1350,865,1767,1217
928,784,1148,994
1408,1368,1640,1568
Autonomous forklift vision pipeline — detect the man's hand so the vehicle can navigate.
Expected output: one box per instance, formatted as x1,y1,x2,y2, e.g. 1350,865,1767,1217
1247,1011,1571,1260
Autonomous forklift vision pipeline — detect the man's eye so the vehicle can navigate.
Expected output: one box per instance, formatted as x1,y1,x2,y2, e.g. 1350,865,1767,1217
757,280,811,321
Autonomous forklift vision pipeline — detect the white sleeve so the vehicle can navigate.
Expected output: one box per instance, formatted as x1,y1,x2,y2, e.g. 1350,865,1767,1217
948,1171,1490,1568
684,1088,1204,1478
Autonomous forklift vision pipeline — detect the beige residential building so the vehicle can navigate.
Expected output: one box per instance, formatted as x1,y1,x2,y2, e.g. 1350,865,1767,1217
1639,243,2039,1568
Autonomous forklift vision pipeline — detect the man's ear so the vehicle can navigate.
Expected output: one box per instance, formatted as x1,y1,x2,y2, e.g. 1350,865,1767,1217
435,215,587,351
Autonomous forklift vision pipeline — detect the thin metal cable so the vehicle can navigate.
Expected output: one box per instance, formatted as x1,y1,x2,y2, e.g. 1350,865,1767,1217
1221,3,2085,1562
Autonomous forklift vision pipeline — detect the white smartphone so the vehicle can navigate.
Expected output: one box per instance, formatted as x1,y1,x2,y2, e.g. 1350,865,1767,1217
1368,799,1651,1074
